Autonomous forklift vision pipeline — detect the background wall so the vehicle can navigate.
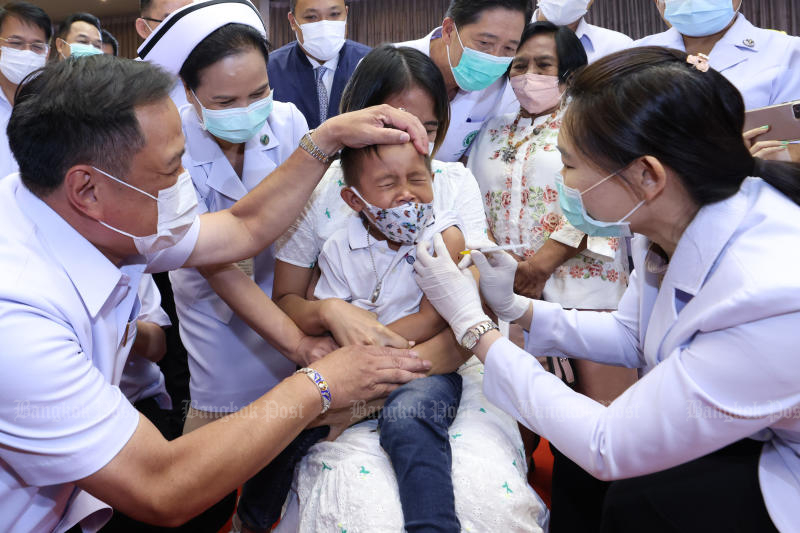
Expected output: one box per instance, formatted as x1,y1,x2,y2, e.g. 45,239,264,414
95,0,799,59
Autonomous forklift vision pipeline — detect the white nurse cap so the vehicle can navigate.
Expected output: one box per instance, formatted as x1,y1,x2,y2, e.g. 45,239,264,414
137,0,267,75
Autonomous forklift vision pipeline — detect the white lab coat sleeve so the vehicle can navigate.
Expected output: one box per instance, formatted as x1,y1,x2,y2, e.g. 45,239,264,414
483,311,800,481
524,267,644,368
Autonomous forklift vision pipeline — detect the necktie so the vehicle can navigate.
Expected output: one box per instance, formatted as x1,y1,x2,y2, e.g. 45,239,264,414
315,66,329,125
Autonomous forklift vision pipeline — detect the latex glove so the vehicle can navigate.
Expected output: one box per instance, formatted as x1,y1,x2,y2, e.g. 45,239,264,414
414,233,491,343
470,250,531,322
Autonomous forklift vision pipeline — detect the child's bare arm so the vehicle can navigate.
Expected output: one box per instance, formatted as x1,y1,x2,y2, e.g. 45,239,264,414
386,226,465,343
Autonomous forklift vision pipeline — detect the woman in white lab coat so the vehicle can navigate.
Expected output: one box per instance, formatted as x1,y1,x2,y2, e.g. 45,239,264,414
637,0,800,110
165,19,337,533
414,47,800,532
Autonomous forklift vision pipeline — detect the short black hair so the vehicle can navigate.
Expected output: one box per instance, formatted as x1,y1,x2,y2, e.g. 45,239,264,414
340,44,450,155
8,55,174,197
514,21,587,83
340,140,432,189
140,0,153,16
446,0,531,28
101,29,118,56
55,12,102,40
0,1,52,41
180,23,269,91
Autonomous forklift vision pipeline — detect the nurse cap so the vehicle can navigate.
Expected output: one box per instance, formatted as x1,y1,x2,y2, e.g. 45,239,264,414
137,0,266,75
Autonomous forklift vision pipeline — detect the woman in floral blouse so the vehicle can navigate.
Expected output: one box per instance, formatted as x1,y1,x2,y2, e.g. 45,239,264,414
467,21,637,531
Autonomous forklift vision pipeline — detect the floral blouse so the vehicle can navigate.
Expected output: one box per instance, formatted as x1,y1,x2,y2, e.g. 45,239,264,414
467,108,629,310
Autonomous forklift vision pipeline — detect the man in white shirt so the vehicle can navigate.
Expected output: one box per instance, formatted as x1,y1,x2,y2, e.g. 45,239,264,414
396,0,528,162
0,2,50,179
532,0,633,63
0,53,431,533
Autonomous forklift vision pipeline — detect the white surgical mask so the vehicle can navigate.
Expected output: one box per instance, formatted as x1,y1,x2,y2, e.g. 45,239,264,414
0,46,46,85
297,19,346,62
93,167,199,254
538,0,589,25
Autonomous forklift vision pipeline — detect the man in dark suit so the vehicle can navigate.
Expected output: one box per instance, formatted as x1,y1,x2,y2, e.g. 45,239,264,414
268,0,370,129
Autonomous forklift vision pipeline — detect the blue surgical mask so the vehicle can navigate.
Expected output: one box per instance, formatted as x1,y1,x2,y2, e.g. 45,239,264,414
554,173,644,238
192,89,274,144
67,42,102,58
446,26,513,92
664,0,737,37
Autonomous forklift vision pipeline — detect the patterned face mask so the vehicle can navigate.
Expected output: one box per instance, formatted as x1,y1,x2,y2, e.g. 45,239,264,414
350,187,435,245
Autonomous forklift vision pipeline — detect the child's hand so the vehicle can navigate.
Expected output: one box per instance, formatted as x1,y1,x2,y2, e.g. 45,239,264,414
296,335,339,366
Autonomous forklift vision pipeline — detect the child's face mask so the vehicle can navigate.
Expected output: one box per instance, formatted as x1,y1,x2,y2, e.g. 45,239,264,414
350,186,434,245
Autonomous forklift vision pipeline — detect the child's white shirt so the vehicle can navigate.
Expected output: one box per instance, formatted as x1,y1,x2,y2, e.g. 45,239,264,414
314,210,462,325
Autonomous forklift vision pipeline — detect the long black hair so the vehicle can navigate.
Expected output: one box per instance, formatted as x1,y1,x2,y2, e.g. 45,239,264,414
339,44,450,154
563,46,800,207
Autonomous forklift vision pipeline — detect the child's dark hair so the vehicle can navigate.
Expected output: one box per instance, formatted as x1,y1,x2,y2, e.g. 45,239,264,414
340,139,432,189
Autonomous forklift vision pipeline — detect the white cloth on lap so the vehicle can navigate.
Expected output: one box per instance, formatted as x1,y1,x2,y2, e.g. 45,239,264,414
279,357,549,532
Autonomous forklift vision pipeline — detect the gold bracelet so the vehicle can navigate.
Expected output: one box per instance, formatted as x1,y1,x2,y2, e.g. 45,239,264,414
299,129,334,164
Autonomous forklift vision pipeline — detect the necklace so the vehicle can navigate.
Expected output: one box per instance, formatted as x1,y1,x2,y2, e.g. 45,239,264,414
365,226,395,303
500,110,552,164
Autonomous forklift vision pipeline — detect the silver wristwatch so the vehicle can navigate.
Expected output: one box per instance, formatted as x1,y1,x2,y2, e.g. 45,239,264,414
460,320,499,350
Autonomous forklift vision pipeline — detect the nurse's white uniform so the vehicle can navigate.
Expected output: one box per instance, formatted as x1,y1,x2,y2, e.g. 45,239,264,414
635,14,800,110
170,101,308,413
0,88,17,179
396,28,519,162
482,178,800,533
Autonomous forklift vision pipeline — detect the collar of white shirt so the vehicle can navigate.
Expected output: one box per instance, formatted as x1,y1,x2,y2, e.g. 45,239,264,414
14,176,144,316
307,52,340,73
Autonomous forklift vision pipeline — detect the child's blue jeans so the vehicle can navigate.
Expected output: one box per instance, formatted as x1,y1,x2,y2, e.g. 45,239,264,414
237,372,463,533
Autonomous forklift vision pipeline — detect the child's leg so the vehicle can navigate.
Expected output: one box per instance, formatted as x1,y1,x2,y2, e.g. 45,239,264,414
237,425,330,533
378,372,463,533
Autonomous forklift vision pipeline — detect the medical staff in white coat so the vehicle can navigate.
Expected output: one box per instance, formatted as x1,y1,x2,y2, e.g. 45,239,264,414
414,47,800,533
395,0,528,162
0,38,431,533
533,0,633,63
636,0,800,110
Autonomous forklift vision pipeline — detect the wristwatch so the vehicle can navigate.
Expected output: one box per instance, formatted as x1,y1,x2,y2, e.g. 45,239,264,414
460,320,499,350
299,129,335,164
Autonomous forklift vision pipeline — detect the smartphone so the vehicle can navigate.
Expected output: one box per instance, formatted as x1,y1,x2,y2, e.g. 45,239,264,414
744,100,800,141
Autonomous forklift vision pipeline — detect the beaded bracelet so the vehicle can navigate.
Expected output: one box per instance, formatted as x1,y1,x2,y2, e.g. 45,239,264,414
295,367,332,414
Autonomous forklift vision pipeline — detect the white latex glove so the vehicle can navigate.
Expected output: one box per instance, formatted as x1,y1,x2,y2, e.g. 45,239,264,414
414,233,491,343
469,250,531,322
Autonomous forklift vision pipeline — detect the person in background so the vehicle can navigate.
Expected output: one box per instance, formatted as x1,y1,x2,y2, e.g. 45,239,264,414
468,22,635,531
636,0,800,111
268,0,370,130
396,0,528,162
101,28,118,56
51,12,103,61
532,0,633,63
136,0,192,40
0,1,49,179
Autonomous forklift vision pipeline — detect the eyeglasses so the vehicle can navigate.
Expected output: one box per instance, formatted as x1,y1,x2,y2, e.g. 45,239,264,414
142,17,164,24
0,37,49,56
